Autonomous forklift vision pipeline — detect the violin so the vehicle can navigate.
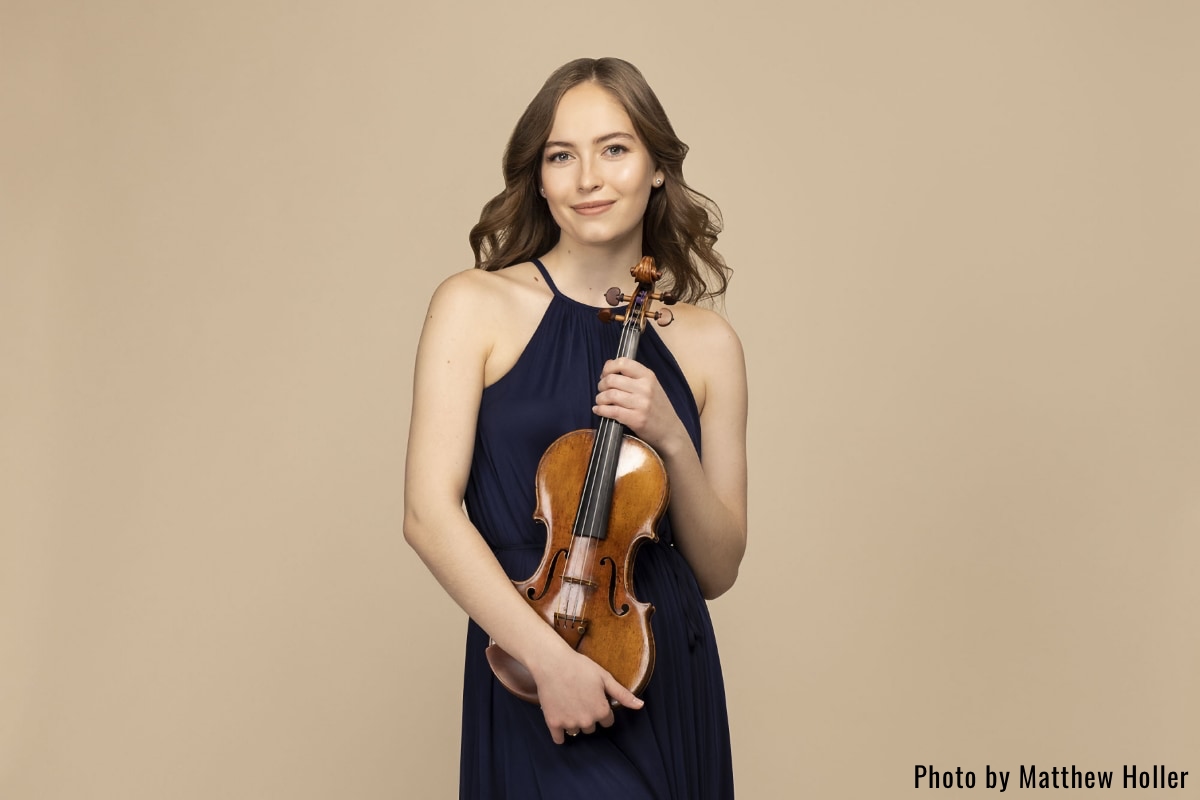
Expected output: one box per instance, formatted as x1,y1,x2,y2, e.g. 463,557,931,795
486,256,677,704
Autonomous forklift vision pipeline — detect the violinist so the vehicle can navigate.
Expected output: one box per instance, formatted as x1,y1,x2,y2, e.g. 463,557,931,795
403,57,747,799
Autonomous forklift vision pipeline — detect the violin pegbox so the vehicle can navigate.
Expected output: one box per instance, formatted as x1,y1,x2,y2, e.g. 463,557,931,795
597,256,677,327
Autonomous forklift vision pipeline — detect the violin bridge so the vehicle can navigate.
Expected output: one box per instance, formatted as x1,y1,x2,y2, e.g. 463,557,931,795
552,613,589,650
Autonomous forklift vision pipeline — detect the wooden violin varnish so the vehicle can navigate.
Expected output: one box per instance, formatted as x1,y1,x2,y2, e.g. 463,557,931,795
486,256,677,703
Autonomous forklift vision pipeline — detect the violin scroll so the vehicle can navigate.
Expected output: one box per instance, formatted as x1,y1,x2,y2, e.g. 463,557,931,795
598,257,676,327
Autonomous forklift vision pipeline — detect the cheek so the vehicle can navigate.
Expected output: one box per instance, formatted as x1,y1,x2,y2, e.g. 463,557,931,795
539,176,566,222
615,166,654,212
614,161,652,190
541,167,574,200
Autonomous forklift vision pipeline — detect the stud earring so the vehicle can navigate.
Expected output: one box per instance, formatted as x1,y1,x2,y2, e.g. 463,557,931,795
539,187,546,197
654,178,663,186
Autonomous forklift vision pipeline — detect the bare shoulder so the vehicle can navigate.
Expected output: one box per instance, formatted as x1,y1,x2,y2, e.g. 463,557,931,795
660,302,744,368
656,302,746,413
429,263,548,312
422,263,553,386
426,267,506,316
677,302,742,349
414,270,504,379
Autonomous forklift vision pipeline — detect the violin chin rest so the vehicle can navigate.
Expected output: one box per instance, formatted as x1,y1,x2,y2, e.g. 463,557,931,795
485,641,540,704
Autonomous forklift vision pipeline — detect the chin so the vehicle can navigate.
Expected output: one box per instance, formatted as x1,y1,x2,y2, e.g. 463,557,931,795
567,225,642,249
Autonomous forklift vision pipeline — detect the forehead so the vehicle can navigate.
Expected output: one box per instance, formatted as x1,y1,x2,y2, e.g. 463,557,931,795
547,82,636,142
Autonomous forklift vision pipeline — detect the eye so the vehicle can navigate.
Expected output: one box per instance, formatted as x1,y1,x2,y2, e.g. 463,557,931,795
604,144,628,157
545,151,572,163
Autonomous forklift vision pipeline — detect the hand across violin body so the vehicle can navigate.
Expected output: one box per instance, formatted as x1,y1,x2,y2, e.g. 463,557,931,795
530,645,644,745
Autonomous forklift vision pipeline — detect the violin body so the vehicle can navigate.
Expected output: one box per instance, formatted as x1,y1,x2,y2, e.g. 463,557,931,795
486,256,676,705
486,429,666,703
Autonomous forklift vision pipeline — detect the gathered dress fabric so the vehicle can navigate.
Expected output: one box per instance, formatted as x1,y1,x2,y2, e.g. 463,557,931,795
458,259,734,799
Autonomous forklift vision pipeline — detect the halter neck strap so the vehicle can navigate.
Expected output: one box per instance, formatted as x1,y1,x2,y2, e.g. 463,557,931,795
530,258,562,297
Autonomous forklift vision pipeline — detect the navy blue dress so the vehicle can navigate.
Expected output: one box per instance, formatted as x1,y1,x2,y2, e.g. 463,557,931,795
459,259,734,798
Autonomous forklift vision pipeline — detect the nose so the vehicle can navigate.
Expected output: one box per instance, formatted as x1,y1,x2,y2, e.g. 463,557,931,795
577,157,602,193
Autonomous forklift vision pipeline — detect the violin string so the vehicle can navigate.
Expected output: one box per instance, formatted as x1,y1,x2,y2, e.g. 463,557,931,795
574,424,605,620
595,303,644,615
573,308,641,622
559,292,646,626
563,387,605,622
568,412,614,622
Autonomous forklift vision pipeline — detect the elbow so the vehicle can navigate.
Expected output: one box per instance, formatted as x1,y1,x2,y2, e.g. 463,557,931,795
700,567,739,601
698,535,746,600
404,494,468,556
402,504,430,551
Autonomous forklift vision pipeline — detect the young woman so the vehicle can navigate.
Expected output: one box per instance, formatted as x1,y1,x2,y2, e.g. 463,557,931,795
404,57,747,799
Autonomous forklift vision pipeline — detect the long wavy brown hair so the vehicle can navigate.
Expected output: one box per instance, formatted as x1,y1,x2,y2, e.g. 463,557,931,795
469,58,730,304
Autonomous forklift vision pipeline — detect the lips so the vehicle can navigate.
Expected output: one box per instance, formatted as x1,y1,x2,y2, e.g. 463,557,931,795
571,200,615,215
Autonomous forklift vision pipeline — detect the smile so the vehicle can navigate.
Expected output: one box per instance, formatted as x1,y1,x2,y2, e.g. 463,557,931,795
571,200,615,216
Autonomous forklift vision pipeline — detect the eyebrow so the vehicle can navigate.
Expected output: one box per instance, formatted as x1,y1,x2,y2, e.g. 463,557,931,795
543,132,635,150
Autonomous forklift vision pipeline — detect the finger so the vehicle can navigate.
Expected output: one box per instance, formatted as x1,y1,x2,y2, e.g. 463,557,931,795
550,727,565,745
600,358,628,377
603,674,645,711
597,373,640,395
594,387,639,408
598,706,617,728
591,402,634,428
602,357,649,379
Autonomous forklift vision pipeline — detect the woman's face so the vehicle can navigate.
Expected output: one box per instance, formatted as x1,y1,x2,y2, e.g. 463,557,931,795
540,82,663,252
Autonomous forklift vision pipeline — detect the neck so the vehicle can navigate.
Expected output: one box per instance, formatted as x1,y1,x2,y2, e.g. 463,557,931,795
540,231,645,306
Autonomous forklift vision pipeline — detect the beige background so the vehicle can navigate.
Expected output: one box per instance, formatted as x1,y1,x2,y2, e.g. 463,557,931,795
3,1,1198,797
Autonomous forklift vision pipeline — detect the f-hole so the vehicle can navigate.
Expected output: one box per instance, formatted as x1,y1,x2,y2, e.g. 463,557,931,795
527,549,567,601
600,556,629,616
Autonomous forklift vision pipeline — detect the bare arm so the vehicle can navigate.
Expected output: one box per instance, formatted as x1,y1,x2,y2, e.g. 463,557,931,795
403,271,641,743
593,308,748,598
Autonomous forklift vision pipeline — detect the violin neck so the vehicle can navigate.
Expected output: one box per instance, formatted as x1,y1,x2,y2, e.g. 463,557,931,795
573,316,645,542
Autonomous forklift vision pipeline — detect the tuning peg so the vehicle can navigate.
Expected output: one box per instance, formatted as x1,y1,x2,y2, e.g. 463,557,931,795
598,309,626,324
605,287,625,307
655,292,677,305
652,308,674,327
